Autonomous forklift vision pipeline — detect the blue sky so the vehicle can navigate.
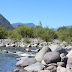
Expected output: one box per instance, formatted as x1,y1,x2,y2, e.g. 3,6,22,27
0,0,72,28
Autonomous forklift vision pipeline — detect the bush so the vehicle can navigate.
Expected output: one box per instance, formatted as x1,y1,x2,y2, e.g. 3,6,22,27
24,36,31,43
0,26,7,39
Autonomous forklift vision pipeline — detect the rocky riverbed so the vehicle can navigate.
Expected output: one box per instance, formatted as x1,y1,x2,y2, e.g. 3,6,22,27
0,38,72,72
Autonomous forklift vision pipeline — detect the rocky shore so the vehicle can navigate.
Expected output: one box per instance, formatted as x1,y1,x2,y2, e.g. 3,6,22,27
0,38,72,72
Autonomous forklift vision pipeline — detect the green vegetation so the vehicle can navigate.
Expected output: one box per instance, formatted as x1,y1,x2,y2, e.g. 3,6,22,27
0,22,72,43
0,25,8,39
57,26,72,43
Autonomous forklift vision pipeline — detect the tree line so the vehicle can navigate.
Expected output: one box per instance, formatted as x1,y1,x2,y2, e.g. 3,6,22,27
0,23,72,43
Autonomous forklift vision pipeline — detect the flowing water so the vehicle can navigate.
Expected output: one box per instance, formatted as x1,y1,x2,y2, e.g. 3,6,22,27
0,53,18,72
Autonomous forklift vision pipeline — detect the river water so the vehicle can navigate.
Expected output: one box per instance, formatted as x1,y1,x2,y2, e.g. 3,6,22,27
0,53,18,72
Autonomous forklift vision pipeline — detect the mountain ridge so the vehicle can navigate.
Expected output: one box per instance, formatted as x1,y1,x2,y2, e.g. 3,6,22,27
12,23,36,28
0,14,13,29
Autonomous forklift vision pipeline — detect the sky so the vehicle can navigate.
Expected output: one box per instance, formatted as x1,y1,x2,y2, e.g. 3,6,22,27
0,0,72,28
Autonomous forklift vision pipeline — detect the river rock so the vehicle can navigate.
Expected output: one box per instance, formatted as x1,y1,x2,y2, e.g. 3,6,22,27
13,69,19,72
60,41,67,48
15,57,37,67
0,44,6,47
57,62,65,67
43,52,60,64
35,46,51,62
53,39,61,44
49,44,68,55
24,62,45,72
25,48,31,52
45,66,57,72
57,66,66,72
38,70,51,72
66,50,72,58
32,43,38,47
66,64,72,72
41,60,47,65
27,44,31,47
65,45,72,49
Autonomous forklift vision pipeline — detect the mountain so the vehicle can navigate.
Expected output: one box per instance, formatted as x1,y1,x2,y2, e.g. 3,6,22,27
0,14,13,29
12,23,36,28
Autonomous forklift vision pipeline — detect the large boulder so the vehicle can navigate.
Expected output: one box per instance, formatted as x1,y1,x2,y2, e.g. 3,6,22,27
49,44,68,55
43,52,60,64
24,62,45,72
35,46,51,62
15,57,37,67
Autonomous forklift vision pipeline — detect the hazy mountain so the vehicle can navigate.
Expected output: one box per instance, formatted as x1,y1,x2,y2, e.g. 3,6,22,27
0,14,13,29
12,23,36,28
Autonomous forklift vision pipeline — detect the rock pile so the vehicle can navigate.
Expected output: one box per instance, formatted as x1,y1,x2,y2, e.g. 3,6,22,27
15,44,72,72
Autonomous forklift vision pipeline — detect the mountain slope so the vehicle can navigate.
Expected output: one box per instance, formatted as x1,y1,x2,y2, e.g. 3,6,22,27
0,14,13,29
12,23,36,28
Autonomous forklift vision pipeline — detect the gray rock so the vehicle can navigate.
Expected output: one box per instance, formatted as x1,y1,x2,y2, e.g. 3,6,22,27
0,44,6,47
32,43,38,47
45,66,57,72
38,70,51,72
67,58,72,64
24,62,45,72
53,39,61,44
60,41,67,47
25,48,31,52
49,44,68,55
60,53,65,58
35,46,51,62
66,64,72,72
45,66,54,70
57,66,66,72
41,60,47,65
44,52,60,64
65,45,72,49
57,62,65,67
15,57,37,67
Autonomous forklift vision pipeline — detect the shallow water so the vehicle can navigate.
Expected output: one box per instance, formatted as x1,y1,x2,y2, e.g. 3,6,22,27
0,53,25,72
0,53,18,72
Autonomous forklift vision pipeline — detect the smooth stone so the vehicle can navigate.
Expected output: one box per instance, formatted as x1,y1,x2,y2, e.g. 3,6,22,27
13,69,19,72
38,70,51,72
41,60,47,65
57,66,66,72
45,66,54,70
35,46,51,62
57,62,65,67
24,62,45,72
49,44,68,55
44,52,60,64
16,57,37,67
